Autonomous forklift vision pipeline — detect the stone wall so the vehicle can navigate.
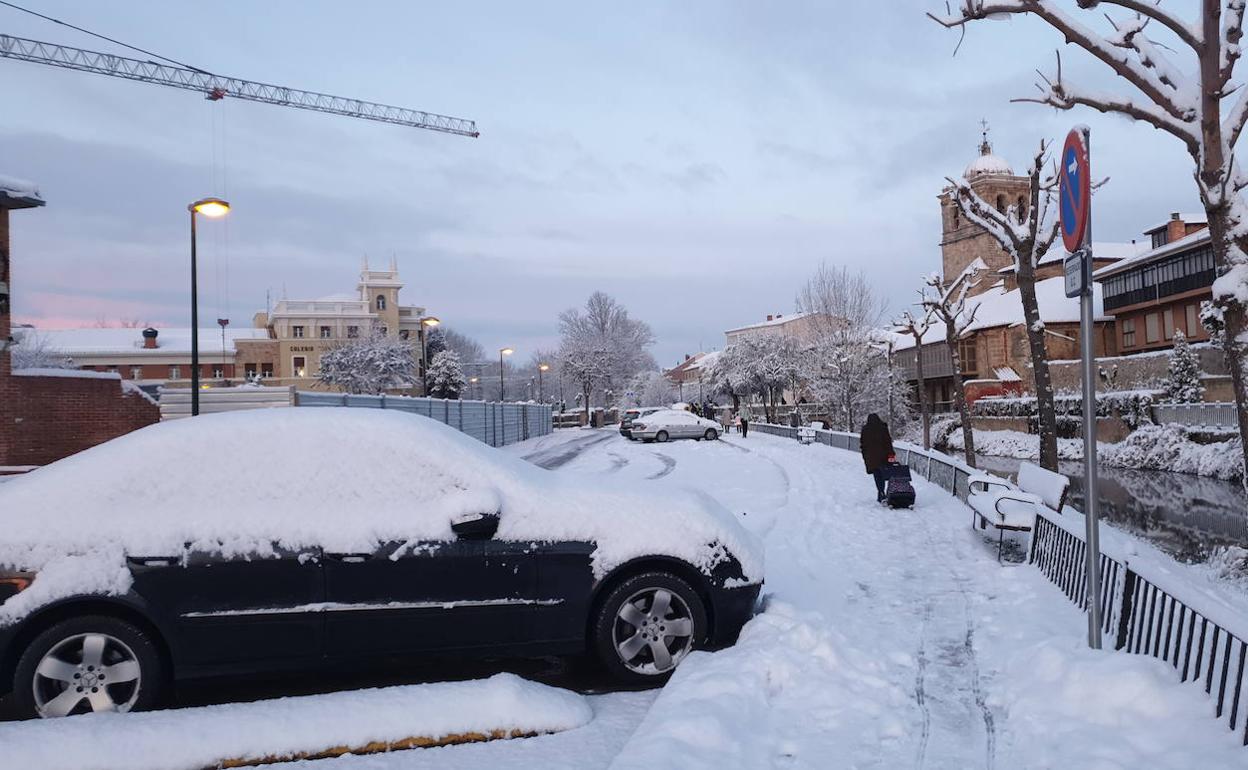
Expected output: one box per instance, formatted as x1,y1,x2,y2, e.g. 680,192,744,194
1049,344,1229,400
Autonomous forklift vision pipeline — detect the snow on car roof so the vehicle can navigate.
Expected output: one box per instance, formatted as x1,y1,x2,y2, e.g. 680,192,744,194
0,410,761,624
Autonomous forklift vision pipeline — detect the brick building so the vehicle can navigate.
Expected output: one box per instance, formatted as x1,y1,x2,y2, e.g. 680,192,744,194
0,176,158,468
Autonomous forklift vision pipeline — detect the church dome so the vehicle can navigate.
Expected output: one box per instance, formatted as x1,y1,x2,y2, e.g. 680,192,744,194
963,127,1013,178
963,152,1013,178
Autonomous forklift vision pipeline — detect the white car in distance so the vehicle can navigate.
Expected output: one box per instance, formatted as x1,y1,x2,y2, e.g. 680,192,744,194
630,409,722,443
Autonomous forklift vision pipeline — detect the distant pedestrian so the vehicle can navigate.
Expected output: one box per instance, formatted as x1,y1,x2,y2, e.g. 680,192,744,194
860,413,894,503
721,411,732,434
739,414,750,438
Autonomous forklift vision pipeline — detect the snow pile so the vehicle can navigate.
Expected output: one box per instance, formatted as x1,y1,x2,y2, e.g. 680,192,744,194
994,641,1247,768
1101,424,1244,482
0,674,591,770
945,427,1086,460
11,368,121,380
609,602,913,770
0,172,39,196
0,409,761,625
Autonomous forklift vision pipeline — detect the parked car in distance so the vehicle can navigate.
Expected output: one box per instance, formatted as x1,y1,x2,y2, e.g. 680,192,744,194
0,409,763,719
620,407,664,439
631,409,723,443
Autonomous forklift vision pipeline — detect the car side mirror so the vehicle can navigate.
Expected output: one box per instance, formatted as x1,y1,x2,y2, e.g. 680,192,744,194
451,512,500,540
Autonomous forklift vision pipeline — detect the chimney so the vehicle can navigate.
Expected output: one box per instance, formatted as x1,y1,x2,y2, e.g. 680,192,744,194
766,314,773,322
684,353,691,361
142,327,158,349
1167,212,1186,245
776,313,783,319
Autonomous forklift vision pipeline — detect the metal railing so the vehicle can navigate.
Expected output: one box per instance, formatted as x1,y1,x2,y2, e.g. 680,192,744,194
1031,515,1248,745
757,421,1248,746
295,392,551,448
1152,402,1239,430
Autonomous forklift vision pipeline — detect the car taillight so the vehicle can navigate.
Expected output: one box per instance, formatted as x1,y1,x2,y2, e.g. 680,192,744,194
0,575,32,602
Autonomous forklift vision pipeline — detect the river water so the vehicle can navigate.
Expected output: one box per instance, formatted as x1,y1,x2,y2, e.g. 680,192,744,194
964,453,1248,563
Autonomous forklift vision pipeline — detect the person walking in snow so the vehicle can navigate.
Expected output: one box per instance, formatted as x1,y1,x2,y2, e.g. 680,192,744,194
739,413,749,438
860,413,894,503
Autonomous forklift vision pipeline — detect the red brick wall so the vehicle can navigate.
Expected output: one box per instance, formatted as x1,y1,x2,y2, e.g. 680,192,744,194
1,373,159,467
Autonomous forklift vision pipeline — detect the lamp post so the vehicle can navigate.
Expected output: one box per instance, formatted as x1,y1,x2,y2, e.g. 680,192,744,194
418,316,440,395
469,376,479,400
499,347,513,401
538,363,549,403
188,197,230,416
217,318,229,382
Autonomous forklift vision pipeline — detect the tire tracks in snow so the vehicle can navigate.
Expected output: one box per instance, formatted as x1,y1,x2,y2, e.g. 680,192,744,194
523,432,615,469
914,601,934,770
646,452,676,479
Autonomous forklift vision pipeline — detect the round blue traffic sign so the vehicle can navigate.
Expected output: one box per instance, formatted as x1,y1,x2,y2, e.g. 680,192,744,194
1059,129,1090,253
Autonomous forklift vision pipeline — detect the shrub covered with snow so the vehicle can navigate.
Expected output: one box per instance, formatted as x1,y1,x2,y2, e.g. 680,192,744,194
1101,424,1244,482
973,390,1159,429
0,409,762,625
1163,332,1205,403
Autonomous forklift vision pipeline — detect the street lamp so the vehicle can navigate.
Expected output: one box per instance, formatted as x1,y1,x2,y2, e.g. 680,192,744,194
538,363,549,403
499,347,513,401
418,316,440,395
469,376,479,400
188,197,230,416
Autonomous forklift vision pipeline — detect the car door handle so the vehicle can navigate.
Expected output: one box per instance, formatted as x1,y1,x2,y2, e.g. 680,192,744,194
126,556,177,568
324,553,370,563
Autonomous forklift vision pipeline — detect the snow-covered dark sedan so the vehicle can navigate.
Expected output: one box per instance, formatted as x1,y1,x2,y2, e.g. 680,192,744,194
0,409,763,719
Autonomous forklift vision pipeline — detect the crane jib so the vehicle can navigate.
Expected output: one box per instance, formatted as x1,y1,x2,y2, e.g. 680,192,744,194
0,33,479,138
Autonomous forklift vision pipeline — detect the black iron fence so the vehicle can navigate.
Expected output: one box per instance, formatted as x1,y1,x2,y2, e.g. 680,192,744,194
756,421,1248,747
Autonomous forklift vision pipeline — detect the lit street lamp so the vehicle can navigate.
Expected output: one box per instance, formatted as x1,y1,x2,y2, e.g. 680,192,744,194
469,376,479,400
418,316,440,395
538,363,549,403
499,347,513,401
188,197,230,416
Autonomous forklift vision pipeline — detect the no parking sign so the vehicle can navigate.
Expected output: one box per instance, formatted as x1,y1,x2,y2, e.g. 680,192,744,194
1060,128,1092,298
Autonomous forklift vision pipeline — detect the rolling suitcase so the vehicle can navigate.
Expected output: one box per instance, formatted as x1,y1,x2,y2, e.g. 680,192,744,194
883,462,915,509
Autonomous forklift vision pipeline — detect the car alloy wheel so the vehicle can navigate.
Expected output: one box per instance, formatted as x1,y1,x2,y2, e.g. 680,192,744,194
15,615,163,719
704,429,718,441
613,587,695,674
655,430,669,443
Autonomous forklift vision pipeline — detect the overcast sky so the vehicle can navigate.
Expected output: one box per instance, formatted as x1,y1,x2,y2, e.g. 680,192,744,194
1,0,1214,366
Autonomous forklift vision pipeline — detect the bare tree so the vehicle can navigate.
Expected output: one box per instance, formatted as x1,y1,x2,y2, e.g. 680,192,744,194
930,0,1248,483
894,301,936,449
923,270,983,467
9,330,71,371
558,292,656,418
946,140,1063,470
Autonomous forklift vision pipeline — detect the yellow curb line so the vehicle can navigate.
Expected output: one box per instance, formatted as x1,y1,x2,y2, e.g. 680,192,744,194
211,729,543,768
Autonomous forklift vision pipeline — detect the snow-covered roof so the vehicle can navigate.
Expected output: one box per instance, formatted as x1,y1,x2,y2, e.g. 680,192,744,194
994,367,1022,382
687,350,721,371
1144,212,1207,233
963,153,1013,178
1093,227,1211,280
893,275,1108,350
0,172,44,208
996,241,1149,274
724,311,812,334
0,409,762,623
17,327,271,356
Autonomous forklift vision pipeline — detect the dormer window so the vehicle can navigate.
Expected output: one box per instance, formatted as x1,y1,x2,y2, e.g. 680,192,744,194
376,294,387,311
995,194,1006,214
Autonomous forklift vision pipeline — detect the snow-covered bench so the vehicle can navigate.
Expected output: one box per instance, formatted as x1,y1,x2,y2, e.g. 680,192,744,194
967,461,1070,561
797,426,817,444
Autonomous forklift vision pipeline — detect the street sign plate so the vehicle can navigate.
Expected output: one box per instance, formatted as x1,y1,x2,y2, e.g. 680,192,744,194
1059,129,1091,253
1064,249,1085,298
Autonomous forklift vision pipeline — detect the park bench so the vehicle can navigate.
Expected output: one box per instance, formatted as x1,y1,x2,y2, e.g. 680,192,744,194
968,461,1070,561
797,426,817,444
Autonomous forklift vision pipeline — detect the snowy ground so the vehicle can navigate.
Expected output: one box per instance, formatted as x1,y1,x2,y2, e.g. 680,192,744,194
8,426,1246,767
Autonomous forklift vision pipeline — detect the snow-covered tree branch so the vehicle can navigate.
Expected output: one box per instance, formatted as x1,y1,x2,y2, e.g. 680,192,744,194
922,269,982,468
317,328,417,395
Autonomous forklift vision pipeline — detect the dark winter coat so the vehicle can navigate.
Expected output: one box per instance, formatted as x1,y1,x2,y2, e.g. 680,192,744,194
860,413,894,474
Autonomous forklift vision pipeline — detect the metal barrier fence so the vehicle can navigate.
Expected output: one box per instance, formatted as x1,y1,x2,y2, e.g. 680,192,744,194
1152,402,1239,431
1031,515,1248,745
295,392,552,448
755,421,1248,746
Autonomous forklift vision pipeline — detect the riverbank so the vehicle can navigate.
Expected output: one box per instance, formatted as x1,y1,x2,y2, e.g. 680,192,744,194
943,425,1244,483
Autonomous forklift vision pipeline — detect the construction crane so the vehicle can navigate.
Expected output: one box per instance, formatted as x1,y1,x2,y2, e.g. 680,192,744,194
0,32,479,137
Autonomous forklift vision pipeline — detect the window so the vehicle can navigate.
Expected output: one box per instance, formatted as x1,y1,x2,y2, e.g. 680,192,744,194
347,325,360,339
1185,304,1201,337
1145,313,1161,343
1016,195,1026,223
1163,308,1175,340
1122,318,1136,348
292,325,305,339
1151,230,1169,249
169,366,181,380
212,366,224,378
261,363,274,378
957,336,978,375
320,325,332,339
995,194,1006,213
244,364,258,378
951,205,960,229
106,365,119,374
376,294,387,311
130,367,142,380
293,356,307,377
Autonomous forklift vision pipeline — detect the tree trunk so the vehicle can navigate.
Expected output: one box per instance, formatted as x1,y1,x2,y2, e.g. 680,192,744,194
947,330,976,468
916,342,930,449
1205,208,1248,488
1017,267,1059,471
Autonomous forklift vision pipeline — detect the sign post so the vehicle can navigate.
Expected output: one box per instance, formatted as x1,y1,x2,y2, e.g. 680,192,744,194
1060,126,1103,649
